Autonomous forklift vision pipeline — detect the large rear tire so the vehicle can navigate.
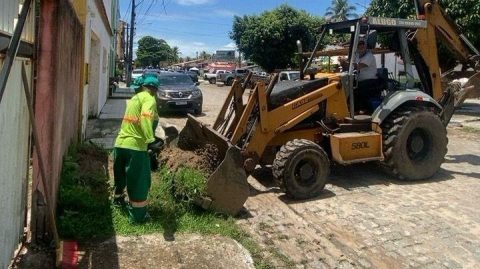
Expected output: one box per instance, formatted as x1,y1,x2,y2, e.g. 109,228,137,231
272,139,330,199
381,108,448,180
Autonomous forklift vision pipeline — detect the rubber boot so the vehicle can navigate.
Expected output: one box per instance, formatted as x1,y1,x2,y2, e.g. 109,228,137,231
113,194,127,208
128,204,149,224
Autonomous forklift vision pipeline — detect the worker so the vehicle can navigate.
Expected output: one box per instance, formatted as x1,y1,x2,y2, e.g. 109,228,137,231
354,39,380,112
113,76,160,223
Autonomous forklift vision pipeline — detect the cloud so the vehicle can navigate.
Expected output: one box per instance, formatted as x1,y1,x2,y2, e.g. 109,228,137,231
175,0,215,6
222,42,237,49
166,39,215,57
213,9,237,17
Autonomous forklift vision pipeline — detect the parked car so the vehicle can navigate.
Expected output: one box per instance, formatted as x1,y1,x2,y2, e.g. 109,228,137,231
278,71,300,82
204,70,226,84
144,69,161,75
186,71,198,83
131,69,144,80
217,68,248,86
156,72,203,115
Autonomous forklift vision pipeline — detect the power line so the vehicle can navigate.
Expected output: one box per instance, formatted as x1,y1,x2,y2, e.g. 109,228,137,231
137,0,157,25
122,0,132,21
142,25,230,38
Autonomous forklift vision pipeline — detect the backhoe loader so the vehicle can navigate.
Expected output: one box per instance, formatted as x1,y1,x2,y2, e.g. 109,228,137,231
178,0,480,215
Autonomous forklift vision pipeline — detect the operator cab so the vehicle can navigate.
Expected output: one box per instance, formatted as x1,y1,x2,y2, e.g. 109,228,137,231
301,16,429,116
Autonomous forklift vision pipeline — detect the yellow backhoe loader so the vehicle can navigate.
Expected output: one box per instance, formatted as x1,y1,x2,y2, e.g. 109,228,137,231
178,0,480,215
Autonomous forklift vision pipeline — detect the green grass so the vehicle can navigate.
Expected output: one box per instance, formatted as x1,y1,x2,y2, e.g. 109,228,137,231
57,143,279,268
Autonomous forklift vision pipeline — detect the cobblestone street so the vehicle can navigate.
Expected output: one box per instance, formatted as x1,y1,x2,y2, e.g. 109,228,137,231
239,127,480,268
156,83,480,268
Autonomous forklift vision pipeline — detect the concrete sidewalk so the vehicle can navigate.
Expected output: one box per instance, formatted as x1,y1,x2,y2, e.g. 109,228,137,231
86,86,132,149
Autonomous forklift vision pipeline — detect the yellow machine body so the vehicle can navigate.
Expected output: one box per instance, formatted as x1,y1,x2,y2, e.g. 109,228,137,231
330,132,383,164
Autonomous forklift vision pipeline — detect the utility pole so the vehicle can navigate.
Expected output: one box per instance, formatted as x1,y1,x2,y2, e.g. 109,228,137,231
124,23,129,76
126,0,136,85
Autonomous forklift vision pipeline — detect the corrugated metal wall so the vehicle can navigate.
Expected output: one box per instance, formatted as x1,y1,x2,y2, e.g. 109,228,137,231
0,59,32,268
0,0,35,42
0,1,34,267
32,0,83,241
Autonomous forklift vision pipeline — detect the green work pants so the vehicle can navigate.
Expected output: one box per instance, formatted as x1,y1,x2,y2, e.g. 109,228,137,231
113,147,151,223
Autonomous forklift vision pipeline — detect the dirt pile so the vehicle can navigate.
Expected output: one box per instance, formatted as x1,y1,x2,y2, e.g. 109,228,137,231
159,144,221,174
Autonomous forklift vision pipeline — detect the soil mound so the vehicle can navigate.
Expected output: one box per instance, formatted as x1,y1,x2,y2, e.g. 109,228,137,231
159,144,221,174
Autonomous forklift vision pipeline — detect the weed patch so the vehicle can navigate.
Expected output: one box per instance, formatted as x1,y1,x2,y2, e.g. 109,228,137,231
57,143,276,268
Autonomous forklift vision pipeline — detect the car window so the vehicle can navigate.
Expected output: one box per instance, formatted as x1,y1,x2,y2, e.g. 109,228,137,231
289,72,300,81
133,70,143,74
280,73,288,81
159,75,194,85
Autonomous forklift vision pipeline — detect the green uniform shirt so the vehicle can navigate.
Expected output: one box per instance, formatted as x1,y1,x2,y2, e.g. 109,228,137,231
115,91,158,151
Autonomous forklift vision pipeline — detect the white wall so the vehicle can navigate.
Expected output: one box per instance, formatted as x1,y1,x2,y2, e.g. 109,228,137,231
84,0,112,118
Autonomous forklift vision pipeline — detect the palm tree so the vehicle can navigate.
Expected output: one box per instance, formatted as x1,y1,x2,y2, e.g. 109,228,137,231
171,46,180,63
325,0,358,22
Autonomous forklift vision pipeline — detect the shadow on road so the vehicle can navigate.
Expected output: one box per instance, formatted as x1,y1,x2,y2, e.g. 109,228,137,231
247,161,461,205
445,154,480,166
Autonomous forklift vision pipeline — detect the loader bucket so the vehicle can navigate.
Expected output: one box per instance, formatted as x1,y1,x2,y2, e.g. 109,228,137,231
178,114,250,215
454,72,480,107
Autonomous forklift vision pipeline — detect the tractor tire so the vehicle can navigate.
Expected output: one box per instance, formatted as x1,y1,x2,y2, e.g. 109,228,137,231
209,78,216,84
381,108,448,180
272,139,330,199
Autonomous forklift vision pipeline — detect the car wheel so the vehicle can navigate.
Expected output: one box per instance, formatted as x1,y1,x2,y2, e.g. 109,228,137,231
193,107,202,116
209,78,216,84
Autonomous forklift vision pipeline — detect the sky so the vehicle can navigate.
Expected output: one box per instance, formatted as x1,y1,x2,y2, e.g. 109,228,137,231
119,0,371,58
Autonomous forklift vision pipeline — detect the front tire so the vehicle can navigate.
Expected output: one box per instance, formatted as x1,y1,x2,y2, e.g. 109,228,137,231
272,139,330,199
226,78,234,86
382,108,448,180
193,107,202,116
209,78,216,84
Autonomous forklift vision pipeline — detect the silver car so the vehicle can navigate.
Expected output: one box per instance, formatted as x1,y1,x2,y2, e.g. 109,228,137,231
156,72,203,115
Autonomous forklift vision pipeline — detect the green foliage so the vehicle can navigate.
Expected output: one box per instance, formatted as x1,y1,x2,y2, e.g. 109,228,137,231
367,0,480,69
230,5,324,72
57,145,279,268
136,36,177,67
57,143,111,239
325,0,358,22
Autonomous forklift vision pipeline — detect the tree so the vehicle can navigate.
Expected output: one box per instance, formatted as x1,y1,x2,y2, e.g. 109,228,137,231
367,0,480,68
199,51,212,60
136,36,172,67
171,46,180,63
230,5,324,72
325,0,358,22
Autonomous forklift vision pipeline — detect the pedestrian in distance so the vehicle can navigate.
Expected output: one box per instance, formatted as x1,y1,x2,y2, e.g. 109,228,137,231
112,76,161,223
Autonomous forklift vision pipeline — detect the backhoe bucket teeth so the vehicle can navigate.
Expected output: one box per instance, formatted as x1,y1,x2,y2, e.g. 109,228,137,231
178,114,249,215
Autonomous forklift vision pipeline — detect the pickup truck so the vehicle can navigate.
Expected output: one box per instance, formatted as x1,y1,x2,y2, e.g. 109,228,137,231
278,71,300,82
204,70,226,84
216,68,248,86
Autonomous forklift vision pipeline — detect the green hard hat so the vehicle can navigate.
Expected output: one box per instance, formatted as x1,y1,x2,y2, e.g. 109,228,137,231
143,76,160,88
131,76,144,92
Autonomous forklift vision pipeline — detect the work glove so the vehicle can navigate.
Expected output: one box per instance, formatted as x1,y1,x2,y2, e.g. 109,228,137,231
148,138,165,154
